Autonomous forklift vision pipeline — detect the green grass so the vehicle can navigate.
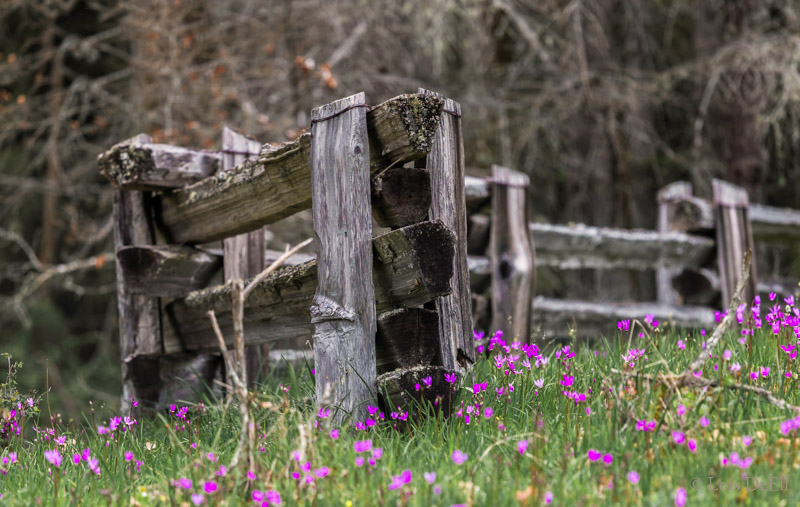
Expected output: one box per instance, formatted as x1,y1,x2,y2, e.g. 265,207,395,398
2,307,800,505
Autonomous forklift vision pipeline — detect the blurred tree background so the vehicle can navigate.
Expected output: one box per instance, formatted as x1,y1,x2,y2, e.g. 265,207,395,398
1,0,799,418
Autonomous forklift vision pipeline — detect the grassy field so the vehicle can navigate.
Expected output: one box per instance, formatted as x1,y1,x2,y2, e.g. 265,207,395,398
2,294,800,505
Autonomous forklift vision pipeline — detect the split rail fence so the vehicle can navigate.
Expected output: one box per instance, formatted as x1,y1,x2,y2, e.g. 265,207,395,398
465,173,800,342
100,90,475,419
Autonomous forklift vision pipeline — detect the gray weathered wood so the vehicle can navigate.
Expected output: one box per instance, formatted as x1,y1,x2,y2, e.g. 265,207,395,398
467,213,491,255
419,88,475,371
310,92,376,421
532,296,716,342
371,167,431,228
713,179,758,306
530,222,714,270
110,134,163,414
221,127,271,386
375,308,440,373
656,182,695,304
490,165,536,343
162,220,455,354
465,175,491,211
116,245,221,297
156,93,444,245
749,204,800,243
99,142,220,190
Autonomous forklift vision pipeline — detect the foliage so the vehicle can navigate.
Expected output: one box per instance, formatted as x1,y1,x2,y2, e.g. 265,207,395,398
2,296,800,504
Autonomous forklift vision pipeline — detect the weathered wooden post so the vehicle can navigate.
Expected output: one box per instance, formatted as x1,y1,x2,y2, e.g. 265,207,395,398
490,165,536,342
310,92,376,421
111,135,163,414
713,179,757,306
417,88,475,371
221,127,270,386
656,181,693,305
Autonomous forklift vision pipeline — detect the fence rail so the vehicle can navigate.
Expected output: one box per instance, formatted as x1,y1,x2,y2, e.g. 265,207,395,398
466,174,800,342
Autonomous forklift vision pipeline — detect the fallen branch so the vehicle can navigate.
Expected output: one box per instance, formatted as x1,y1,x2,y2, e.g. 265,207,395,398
207,238,313,470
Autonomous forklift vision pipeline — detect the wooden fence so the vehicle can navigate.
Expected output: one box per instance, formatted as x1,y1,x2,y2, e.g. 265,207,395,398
465,172,800,342
100,90,475,419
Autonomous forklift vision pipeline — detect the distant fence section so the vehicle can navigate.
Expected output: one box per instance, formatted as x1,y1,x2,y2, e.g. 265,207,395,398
101,90,475,419
465,174,800,342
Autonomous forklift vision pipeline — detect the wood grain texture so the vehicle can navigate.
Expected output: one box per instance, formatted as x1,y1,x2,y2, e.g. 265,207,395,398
713,179,758,307
467,213,491,255
110,135,163,414
419,88,475,371
99,141,220,190
490,165,536,343
371,167,431,228
162,221,455,354
656,182,694,305
221,127,271,386
116,245,221,297
156,93,444,245
375,308,440,373
310,92,376,421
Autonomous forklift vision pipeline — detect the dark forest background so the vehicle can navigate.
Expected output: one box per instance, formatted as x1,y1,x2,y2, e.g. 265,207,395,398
1,0,799,418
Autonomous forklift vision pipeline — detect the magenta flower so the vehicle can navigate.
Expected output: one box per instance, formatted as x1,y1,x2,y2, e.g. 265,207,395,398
742,435,752,447
389,470,412,490
677,404,686,417
675,487,687,506
544,491,553,504
44,449,62,467
699,416,710,427
177,478,192,490
354,440,372,453
372,448,383,460
266,491,281,504
355,457,364,467
687,439,697,453
203,481,217,494
124,452,134,462
452,450,468,464
587,449,601,461
314,467,330,478
330,429,340,440
484,407,494,419
191,493,204,506
424,472,436,484
672,431,685,445
627,471,640,484
422,376,433,387
603,453,613,465
517,439,529,455
72,453,81,465
88,458,100,475
560,374,574,388
444,373,457,384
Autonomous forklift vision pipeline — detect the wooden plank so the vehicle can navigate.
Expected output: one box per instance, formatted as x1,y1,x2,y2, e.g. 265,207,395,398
656,182,694,305
418,88,475,371
490,165,536,343
116,245,221,297
162,220,455,354
671,267,720,306
530,222,714,270
310,92,376,420
375,308,440,373
531,296,716,342
99,143,220,190
750,204,800,242
109,135,163,415
156,93,444,245
221,127,270,387
713,179,758,306
371,167,431,228
465,175,491,211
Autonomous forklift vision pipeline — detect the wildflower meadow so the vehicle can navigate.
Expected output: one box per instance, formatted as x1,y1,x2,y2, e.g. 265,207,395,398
2,292,800,505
